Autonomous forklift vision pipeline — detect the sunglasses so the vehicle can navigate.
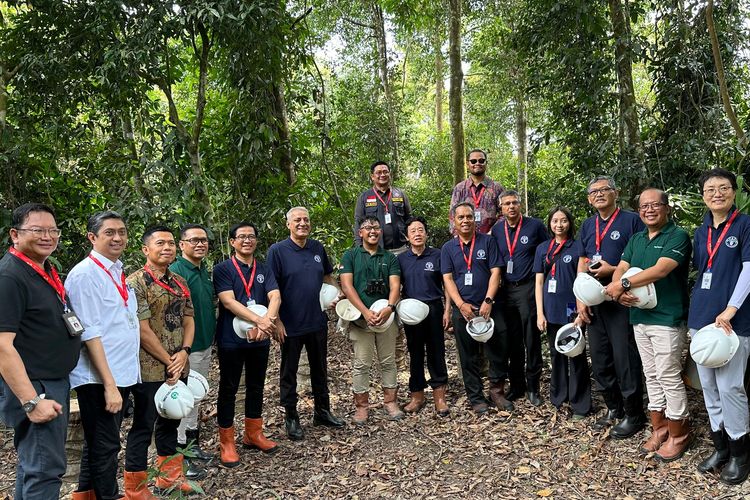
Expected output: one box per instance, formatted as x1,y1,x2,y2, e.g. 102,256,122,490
469,158,486,165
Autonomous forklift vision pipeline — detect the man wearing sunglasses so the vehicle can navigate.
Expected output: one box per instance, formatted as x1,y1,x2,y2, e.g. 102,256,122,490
450,149,505,235
170,223,216,478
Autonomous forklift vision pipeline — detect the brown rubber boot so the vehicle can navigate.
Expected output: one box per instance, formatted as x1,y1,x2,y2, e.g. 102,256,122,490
383,387,405,421
124,470,157,500
71,491,94,500
353,392,369,425
640,410,668,454
154,455,199,495
489,381,514,412
242,417,279,453
433,385,449,417
403,391,426,413
218,426,240,467
656,418,691,462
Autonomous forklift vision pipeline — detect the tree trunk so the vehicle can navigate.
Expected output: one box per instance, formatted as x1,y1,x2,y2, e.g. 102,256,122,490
370,2,400,176
448,0,465,186
706,0,748,150
515,98,528,214
272,82,296,185
434,25,444,134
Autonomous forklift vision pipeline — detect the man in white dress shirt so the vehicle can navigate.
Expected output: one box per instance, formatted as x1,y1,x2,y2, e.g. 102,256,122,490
66,211,141,500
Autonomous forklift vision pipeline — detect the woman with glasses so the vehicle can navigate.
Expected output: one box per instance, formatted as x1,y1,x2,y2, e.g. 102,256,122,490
534,206,592,420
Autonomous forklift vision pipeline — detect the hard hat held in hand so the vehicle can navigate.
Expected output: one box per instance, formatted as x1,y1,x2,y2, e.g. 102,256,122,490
319,283,339,311
154,380,195,419
335,298,361,321
466,316,494,343
690,324,740,368
396,299,429,325
555,322,585,358
232,304,269,341
622,267,657,309
369,299,395,332
573,273,611,306
187,370,209,401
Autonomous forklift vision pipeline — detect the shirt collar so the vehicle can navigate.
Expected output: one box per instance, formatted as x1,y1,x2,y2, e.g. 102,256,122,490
90,249,122,272
288,237,308,250
359,245,384,256
703,206,737,228
175,255,202,270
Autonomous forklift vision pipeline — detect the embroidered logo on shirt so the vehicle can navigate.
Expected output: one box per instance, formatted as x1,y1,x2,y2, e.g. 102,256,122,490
563,255,572,263
726,236,739,248
392,197,404,203
257,274,265,283
425,262,434,271
476,249,487,260
366,196,377,203
520,236,529,244
365,202,377,208
314,255,322,263
610,231,621,240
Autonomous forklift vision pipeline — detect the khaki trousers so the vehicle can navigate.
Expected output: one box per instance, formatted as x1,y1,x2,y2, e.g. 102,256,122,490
349,320,399,393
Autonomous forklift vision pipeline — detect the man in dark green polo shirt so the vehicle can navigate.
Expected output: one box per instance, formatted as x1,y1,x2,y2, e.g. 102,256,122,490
171,223,216,476
340,216,402,424
605,188,692,462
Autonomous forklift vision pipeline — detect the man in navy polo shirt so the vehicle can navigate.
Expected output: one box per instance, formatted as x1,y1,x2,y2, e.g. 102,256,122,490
491,190,548,406
267,207,344,441
577,175,646,438
442,202,513,414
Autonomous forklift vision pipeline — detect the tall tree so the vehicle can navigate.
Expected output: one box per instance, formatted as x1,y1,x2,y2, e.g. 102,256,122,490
448,0,465,185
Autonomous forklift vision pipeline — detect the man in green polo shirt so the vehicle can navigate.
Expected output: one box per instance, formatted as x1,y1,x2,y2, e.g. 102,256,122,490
340,216,402,425
171,223,216,477
605,188,692,462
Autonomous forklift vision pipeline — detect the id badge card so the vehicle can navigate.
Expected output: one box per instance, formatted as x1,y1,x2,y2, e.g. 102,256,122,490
247,299,256,306
127,313,137,329
547,279,557,293
63,311,85,337
384,213,392,224
701,272,712,290
506,260,514,275
464,273,473,286
474,210,481,222
591,253,602,262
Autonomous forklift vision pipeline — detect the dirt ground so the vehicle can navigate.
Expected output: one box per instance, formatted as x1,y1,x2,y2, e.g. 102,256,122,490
1,320,749,499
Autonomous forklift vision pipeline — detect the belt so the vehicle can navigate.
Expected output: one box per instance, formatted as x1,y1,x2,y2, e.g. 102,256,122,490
506,276,533,287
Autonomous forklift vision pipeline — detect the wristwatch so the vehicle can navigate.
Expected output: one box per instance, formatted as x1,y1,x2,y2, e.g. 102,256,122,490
621,277,632,291
387,303,397,311
22,394,45,413
484,297,495,305
180,346,192,355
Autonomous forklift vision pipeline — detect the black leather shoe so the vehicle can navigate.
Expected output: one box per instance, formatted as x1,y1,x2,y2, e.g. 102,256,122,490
313,408,345,428
185,458,208,480
611,413,646,439
184,429,215,462
472,401,489,415
506,389,524,401
592,409,624,431
285,409,305,441
698,430,730,474
721,435,750,485
526,391,542,407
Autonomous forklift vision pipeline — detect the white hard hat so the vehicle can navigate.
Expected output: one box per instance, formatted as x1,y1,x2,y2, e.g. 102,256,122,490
335,299,361,321
319,283,339,311
573,273,611,306
396,299,429,325
187,370,209,401
622,267,657,309
555,323,585,357
466,317,494,343
232,304,269,341
690,324,740,368
154,380,195,419
369,299,396,332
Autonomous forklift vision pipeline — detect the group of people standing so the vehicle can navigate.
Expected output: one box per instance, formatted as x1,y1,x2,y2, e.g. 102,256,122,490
0,149,748,499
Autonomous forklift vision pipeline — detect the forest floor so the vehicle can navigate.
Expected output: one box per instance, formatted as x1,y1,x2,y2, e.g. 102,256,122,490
1,319,749,499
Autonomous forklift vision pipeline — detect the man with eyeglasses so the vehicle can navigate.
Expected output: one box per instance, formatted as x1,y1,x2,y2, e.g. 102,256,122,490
170,223,216,478
491,190,548,407
450,149,505,235
0,203,81,499
577,175,646,438
66,211,140,500
605,189,692,461
354,160,412,254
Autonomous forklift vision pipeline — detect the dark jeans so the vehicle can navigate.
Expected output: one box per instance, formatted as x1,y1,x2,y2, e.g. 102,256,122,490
502,279,543,393
217,345,270,427
451,306,508,405
280,329,330,409
588,300,644,415
124,381,180,472
76,383,130,499
0,377,69,500
404,300,448,392
547,323,592,416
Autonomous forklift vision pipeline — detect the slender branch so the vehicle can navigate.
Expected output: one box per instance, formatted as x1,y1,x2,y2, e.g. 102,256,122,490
192,20,210,147
341,16,374,30
290,6,313,30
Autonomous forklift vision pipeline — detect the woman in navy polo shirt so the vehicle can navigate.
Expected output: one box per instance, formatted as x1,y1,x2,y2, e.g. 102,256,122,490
397,217,451,416
533,206,592,419
689,169,750,485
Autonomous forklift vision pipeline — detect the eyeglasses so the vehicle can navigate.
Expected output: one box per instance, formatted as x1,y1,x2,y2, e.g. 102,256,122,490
501,200,520,206
638,202,666,212
703,185,733,196
182,237,209,246
16,227,62,238
588,187,614,196
373,170,390,177
233,235,257,242
469,158,486,165
407,228,426,234
361,225,381,232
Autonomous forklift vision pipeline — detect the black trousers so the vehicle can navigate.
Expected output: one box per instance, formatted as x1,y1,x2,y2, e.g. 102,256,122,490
124,381,180,472
404,300,448,392
280,329,330,409
451,306,508,405
502,279,543,393
76,383,129,499
547,324,592,416
217,345,270,428
588,300,644,415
